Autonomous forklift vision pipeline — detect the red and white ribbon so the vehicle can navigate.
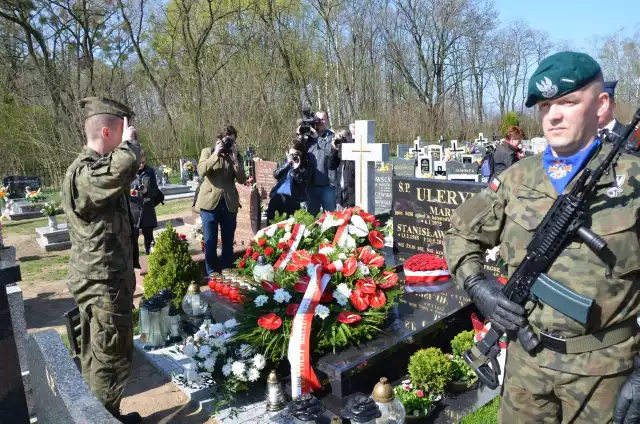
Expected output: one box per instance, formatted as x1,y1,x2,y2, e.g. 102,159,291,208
288,265,330,397
403,269,453,292
273,224,306,270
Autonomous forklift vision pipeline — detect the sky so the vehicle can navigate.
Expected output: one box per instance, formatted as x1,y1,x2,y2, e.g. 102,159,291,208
493,0,639,50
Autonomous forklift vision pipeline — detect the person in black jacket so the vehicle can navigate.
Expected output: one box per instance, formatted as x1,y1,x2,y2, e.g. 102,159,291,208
266,140,312,223
130,151,161,260
332,126,356,209
492,125,525,177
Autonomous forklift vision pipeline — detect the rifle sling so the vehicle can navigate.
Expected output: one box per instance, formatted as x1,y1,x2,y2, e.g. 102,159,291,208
529,319,637,354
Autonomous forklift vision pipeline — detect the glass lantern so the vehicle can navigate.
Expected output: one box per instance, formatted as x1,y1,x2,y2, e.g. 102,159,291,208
182,281,208,328
266,370,286,412
158,288,175,340
143,296,167,350
167,305,182,344
253,255,274,283
341,395,382,424
371,377,405,423
139,297,149,342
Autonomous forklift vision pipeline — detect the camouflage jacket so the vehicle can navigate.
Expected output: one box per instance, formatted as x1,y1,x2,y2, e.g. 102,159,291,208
444,142,640,376
62,140,141,279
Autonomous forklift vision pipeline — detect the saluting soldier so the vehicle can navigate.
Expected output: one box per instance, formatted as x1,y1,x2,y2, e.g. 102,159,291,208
61,97,142,424
444,52,640,423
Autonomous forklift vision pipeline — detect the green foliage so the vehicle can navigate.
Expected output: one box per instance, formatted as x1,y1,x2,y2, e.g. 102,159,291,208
393,384,435,417
143,222,201,310
451,330,476,357
408,348,453,395
501,112,520,137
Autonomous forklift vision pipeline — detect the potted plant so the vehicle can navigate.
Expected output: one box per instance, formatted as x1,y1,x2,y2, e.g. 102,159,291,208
447,330,479,393
41,202,59,230
394,379,437,421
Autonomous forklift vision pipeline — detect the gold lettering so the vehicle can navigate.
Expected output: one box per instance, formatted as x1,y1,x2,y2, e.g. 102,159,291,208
447,190,457,205
437,189,446,203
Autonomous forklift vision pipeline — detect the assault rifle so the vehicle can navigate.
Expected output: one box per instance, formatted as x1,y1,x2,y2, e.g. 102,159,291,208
465,108,640,390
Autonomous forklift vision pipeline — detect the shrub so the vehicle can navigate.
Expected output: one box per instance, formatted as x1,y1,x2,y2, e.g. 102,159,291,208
143,222,201,310
408,347,453,395
501,111,520,137
451,330,476,357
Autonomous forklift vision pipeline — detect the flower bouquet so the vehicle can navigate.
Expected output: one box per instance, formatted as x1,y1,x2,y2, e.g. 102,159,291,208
403,253,453,293
394,380,438,420
183,161,195,180
173,319,268,393
377,163,391,172
231,208,402,395
25,187,44,203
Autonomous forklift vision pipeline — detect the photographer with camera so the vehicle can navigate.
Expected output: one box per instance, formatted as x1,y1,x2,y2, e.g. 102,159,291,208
195,125,247,275
130,150,163,267
297,110,340,216
331,126,356,209
266,140,311,223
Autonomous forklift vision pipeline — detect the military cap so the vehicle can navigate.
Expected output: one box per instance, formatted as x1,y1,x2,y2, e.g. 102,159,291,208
604,80,618,101
525,51,602,108
78,97,135,120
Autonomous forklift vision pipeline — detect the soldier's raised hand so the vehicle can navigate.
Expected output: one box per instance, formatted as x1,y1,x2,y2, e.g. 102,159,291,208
122,116,137,142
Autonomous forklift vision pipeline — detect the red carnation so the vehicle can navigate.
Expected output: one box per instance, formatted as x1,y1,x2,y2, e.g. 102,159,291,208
286,303,300,316
264,247,274,257
368,230,384,249
245,247,253,258
258,313,282,331
350,289,369,312
356,278,377,294
252,251,260,261
258,238,267,247
277,242,287,250
337,311,362,325
238,260,246,269
368,290,387,309
378,271,399,289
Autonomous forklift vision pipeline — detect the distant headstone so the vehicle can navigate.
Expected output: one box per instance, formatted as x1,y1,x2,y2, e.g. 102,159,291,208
417,148,431,177
235,183,261,246
447,140,465,160
439,135,445,144
531,137,548,154
254,160,278,208
374,170,393,215
433,161,447,178
461,155,474,164
396,144,409,158
36,224,71,252
428,145,443,163
2,176,42,199
340,120,390,213
391,158,415,178
28,329,120,423
475,133,488,146
446,160,480,183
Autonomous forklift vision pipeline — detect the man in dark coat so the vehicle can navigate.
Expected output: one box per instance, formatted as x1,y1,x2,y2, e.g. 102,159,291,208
598,80,626,139
332,126,355,209
130,150,160,261
492,125,525,177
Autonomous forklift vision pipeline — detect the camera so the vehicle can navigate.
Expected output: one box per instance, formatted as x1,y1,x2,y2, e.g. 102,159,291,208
220,136,235,153
291,152,301,163
299,108,321,136
333,135,346,148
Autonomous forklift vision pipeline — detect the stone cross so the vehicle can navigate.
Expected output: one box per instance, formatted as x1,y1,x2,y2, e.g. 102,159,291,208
410,137,422,157
475,133,488,146
449,140,465,160
341,120,390,214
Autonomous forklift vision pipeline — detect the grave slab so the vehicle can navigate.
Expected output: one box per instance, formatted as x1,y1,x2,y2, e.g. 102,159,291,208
35,223,72,252
2,175,42,200
391,158,415,178
159,183,192,196
373,170,393,215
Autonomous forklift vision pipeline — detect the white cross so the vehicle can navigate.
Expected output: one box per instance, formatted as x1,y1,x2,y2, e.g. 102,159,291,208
475,133,487,146
449,140,465,160
341,120,390,213
439,135,445,144
410,137,422,157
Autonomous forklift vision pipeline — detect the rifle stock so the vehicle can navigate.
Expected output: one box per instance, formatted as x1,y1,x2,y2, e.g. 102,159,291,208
465,108,640,390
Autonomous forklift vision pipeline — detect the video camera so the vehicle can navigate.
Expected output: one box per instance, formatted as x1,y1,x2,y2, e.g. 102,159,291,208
299,108,321,136
333,134,347,148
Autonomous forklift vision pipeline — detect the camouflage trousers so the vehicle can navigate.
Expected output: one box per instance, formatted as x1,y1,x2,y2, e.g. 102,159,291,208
499,351,632,423
68,272,135,416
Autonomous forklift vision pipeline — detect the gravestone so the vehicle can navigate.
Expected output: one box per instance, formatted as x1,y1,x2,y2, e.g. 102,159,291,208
373,170,393,215
433,161,447,179
409,137,422,158
446,160,480,183
428,145,443,163
340,120,390,214
391,158,415,178
254,160,279,209
475,133,488,146
2,175,41,200
447,140,465,161
36,223,71,252
416,147,431,177
234,182,261,249
532,137,548,154
461,155,474,164
396,143,409,158
28,329,119,423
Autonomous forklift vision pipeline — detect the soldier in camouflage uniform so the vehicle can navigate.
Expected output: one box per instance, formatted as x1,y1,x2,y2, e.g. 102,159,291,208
444,51,640,423
61,97,142,424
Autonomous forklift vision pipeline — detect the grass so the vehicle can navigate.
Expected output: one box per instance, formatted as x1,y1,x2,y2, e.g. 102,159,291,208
19,254,70,282
460,396,500,424
155,198,193,216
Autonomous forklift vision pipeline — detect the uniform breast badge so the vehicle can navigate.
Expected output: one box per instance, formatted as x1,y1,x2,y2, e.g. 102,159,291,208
548,161,572,179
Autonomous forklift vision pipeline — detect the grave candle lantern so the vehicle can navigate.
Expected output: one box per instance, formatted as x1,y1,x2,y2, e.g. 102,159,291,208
181,281,208,318
287,393,325,423
370,377,405,423
167,305,182,344
265,369,286,412
253,255,274,283
341,395,382,424
143,296,167,350
138,296,149,342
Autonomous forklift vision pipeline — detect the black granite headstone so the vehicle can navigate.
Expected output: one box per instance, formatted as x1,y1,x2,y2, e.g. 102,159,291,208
373,171,392,215
2,176,41,199
420,157,431,174
445,160,478,176
391,158,414,178
392,177,501,279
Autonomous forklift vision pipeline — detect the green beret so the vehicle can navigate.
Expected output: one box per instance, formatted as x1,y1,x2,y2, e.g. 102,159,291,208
525,51,602,108
78,97,135,120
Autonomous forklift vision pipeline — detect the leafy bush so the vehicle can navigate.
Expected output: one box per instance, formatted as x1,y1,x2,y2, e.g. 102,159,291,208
501,111,520,137
143,222,201,310
451,330,475,357
408,347,453,395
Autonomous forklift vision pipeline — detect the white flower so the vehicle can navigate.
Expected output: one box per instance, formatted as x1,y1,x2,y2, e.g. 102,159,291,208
338,253,347,260
209,323,224,336
253,354,266,370
273,288,292,304
247,367,260,382
303,228,311,237
204,356,217,372
254,295,269,307
183,343,196,358
195,329,207,339
319,245,336,255
315,304,330,320
185,368,198,382
239,343,253,358
231,361,246,377
282,232,292,241
222,363,232,377
334,293,349,306
212,338,225,349
237,373,248,382
336,283,352,298
357,261,370,276
224,319,238,329
218,346,227,355
198,345,212,358
266,225,277,237
200,319,212,329
285,224,292,232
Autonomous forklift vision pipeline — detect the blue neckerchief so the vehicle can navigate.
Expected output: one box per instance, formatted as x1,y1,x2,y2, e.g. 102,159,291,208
542,138,601,194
